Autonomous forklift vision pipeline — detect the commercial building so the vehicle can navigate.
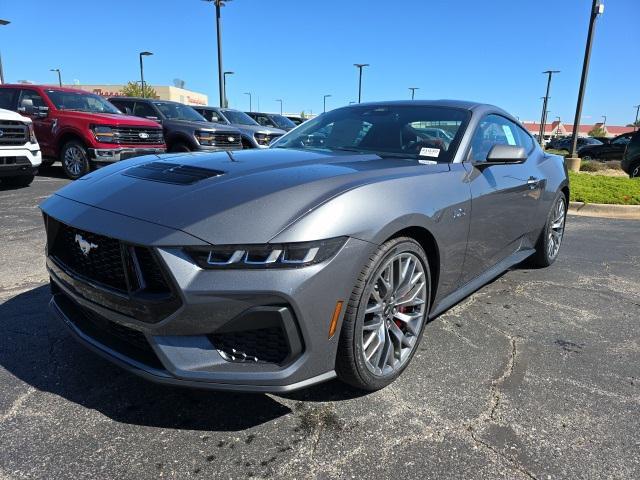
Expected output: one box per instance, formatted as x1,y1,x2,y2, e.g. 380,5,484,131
67,84,208,106
521,120,634,140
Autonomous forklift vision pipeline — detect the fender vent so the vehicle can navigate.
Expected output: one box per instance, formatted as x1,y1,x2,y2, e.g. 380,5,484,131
123,162,224,185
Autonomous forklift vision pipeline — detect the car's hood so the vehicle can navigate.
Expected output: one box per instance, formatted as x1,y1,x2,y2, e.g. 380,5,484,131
46,148,427,244
56,111,161,127
163,119,241,134
0,107,31,123
230,123,286,136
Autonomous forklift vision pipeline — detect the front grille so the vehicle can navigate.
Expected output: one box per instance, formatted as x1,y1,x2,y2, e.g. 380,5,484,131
211,133,243,148
209,327,290,365
0,156,30,166
0,121,28,146
47,218,172,296
55,291,164,370
111,126,164,145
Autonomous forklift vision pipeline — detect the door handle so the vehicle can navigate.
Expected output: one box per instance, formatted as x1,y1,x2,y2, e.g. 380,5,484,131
527,177,541,189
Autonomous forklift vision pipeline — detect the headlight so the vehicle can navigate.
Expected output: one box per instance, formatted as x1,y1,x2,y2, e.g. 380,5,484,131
27,123,37,144
254,133,272,146
91,125,118,143
195,130,216,146
186,237,347,269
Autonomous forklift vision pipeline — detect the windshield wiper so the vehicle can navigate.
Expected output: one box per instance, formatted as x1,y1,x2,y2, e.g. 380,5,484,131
331,147,419,159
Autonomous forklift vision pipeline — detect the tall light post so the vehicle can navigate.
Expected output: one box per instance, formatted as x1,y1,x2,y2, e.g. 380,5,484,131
601,115,606,126
568,0,605,165
0,19,9,85
323,94,331,113
244,92,252,112
139,51,153,98
633,105,640,131
50,68,62,87
275,99,283,115
408,87,419,100
354,63,369,103
204,0,231,108
538,70,560,146
223,71,234,107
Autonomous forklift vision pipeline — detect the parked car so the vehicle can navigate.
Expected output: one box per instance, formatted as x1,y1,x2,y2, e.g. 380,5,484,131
109,98,242,153
621,130,640,178
0,107,41,187
578,132,634,161
246,112,297,131
193,106,285,148
548,136,602,152
42,100,569,392
0,85,165,179
286,115,306,126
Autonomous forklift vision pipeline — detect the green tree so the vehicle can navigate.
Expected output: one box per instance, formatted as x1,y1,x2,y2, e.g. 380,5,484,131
588,126,606,137
120,81,158,99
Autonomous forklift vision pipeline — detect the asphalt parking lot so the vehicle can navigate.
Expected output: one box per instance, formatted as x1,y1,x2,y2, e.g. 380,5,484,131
1,167,639,480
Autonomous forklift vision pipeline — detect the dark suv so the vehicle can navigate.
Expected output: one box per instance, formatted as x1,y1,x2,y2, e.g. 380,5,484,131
245,112,297,131
193,106,286,149
621,130,640,178
579,132,634,161
109,98,242,152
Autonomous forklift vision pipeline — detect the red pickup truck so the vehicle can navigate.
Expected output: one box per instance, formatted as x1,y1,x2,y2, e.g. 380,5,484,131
0,85,165,179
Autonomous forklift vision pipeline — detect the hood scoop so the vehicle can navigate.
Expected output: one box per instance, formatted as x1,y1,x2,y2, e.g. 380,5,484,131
123,162,225,185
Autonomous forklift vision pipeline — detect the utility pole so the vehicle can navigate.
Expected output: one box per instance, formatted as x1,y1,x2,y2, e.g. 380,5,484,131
408,87,419,100
139,51,153,98
354,63,369,103
539,70,560,147
568,0,605,163
50,68,62,87
204,0,231,107
323,94,331,113
634,105,640,131
244,92,252,112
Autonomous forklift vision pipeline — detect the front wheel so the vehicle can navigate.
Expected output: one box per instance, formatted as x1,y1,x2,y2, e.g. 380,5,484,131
61,141,90,179
528,192,567,268
336,237,431,391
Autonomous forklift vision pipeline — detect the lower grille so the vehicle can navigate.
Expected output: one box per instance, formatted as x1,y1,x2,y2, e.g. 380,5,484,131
209,326,290,365
0,156,30,166
211,133,243,148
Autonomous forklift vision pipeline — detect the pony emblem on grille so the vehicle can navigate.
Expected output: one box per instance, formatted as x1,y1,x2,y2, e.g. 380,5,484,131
74,234,98,256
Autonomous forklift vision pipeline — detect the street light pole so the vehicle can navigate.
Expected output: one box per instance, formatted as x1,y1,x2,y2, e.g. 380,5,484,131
275,99,282,115
601,115,606,126
323,94,331,113
244,92,252,112
50,68,62,87
354,63,369,103
538,70,560,147
223,71,234,107
408,87,419,100
0,19,9,85
634,105,640,131
139,51,153,98
204,0,231,107
568,0,605,161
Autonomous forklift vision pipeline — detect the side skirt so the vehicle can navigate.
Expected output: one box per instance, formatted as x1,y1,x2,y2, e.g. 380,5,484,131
428,248,535,320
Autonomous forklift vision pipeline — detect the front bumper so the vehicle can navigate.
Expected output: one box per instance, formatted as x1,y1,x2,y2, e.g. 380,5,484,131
0,147,41,177
89,147,166,164
43,201,374,392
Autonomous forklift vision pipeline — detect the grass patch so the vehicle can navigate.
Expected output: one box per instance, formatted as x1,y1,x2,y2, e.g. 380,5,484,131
569,171,640,205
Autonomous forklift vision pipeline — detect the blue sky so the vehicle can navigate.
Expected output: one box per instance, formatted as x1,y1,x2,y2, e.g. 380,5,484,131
2,0,638,124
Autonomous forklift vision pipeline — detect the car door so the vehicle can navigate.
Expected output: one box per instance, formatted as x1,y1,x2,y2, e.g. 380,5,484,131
17,89,55,156
607,134,632,160
460,114,542,284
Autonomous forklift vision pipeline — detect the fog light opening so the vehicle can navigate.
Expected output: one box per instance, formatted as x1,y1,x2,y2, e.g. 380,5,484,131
328,301,344,338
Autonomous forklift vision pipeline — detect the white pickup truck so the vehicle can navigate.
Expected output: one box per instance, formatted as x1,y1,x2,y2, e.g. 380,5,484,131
0,107,41,187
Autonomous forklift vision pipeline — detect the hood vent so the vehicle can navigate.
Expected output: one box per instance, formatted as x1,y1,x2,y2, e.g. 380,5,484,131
123,162,224,185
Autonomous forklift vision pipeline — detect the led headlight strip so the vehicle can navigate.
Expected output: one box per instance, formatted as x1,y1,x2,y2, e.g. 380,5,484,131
187,237,347,269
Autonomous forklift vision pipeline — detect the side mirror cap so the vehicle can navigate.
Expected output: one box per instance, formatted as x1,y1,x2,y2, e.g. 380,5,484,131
476,144,527,166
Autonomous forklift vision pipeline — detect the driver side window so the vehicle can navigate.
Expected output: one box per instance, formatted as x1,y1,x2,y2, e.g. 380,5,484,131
470,115,531,162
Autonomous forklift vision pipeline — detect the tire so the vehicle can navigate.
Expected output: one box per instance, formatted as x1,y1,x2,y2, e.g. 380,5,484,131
169,142,191,153
528,191,567,268
40,158,55,167
60,140,91,179
336,237,431,391
630,162,640,178
2,175,34,188
581,155,593,161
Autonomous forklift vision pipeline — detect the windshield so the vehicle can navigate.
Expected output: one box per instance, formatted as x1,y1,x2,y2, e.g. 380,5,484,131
221,109,259,126
154,102,207,122
270,114,296,129
46,90,121,114
272,105,469,162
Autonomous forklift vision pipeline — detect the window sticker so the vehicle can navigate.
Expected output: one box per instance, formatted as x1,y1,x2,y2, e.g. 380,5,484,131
418,159,438,165
502,125,517,145
419,147,440,157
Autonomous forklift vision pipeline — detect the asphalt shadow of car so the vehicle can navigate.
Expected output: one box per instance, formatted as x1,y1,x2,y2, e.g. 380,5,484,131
0,285,292,432
36,164,68,180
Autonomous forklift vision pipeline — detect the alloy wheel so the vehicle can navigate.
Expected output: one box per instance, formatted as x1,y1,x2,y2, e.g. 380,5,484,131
632,165,640,178
64,145,86,177
360,252,427,376
547,196,566,260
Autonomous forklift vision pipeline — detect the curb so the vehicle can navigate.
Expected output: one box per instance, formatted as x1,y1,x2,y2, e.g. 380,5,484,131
568,201,640,220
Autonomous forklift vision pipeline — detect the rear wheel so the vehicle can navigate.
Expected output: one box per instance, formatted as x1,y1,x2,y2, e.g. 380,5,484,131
61,140,90,179
528,192,567,268
2,175,34,188
336,237,430,391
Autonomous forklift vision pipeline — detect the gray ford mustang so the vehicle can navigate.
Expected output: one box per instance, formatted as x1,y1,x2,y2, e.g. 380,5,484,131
41,100,569,392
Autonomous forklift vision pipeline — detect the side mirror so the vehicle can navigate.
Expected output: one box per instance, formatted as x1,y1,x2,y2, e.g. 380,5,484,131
146,116,161,123
18,98,35,115
36,106,49,118
478,144,527,165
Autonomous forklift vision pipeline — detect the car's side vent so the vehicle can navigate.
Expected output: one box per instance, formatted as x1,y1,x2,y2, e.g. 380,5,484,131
123,162,224,185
